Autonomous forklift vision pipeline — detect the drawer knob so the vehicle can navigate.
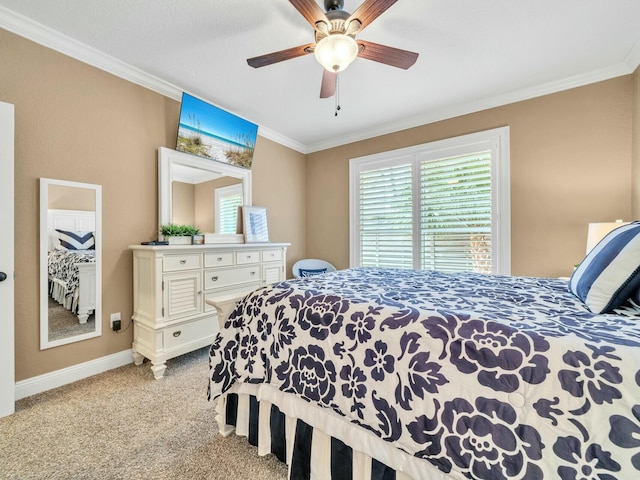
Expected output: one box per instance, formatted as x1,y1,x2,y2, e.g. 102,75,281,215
247,255,251,259
217,257,223,261
250,271,256,276
173,331,181,337
179,259,186,265
211,276,219,282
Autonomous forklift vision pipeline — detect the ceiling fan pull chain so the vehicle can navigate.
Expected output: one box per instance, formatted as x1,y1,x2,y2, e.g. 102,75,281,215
335,71,341,116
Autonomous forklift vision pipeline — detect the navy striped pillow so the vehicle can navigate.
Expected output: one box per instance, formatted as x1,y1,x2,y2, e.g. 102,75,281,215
299,268,327,277
569,221,640,313
55,229,95,250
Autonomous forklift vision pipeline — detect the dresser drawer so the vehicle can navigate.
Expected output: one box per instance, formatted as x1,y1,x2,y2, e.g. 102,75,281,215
164,316,217,350
163,254,202,272
204,265,260,290
204,252,235,268
262,249,283,262
236,250,260,265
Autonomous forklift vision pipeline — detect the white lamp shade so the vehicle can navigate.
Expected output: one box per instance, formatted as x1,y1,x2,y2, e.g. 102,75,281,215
586,220,629,254
314,34,358,72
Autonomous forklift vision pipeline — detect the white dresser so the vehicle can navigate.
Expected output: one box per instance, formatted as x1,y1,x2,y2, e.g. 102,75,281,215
129,243,289,378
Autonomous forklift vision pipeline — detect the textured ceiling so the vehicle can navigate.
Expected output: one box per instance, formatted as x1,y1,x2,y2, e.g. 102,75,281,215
1,0,639,153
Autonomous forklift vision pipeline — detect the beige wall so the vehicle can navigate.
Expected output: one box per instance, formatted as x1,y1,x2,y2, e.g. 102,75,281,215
48,184,96,211
251,136,307,274
171,181,195,225
1,25,636,382
194,176,242,233
1,28,306,381
633,66,640,217
307,77,634,277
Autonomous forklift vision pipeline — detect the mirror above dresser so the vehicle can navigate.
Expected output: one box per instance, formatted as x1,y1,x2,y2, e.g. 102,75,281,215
158,147,252,243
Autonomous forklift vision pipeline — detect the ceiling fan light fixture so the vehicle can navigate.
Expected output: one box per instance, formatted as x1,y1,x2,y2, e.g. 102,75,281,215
314,34,358,72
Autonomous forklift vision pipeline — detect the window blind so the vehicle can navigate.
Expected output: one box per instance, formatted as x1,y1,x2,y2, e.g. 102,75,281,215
420,152,492,273
356,152,492,273
359,163,413,269
218,193,242,234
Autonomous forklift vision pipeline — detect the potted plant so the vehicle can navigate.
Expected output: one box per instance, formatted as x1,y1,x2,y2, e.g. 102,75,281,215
159,223,201,245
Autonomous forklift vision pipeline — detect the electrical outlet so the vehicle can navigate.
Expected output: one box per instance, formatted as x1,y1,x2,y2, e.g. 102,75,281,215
110,312,121,330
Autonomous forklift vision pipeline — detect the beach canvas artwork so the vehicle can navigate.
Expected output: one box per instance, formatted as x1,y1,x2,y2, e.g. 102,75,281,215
176,93,258,169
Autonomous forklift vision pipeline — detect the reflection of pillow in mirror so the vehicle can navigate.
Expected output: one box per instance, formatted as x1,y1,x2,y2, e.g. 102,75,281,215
299,268,327,277
55,229,95,250
48,234,61,250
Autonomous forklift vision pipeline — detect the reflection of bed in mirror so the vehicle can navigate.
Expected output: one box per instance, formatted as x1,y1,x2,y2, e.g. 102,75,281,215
47,209,96,324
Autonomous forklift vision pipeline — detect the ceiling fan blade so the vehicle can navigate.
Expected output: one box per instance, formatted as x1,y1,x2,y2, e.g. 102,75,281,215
289,0,329,29
357,40,418,69
319,70,337,98
347,0,397,33
247,43,315,68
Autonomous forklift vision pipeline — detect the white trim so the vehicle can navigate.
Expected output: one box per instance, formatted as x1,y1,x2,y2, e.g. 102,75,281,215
0,6,637,155
307,63,631,153
40,178,102,349
624,35,640,71
15,349,133,401
158,146,252,230
349,127,511,274
0,101,15,417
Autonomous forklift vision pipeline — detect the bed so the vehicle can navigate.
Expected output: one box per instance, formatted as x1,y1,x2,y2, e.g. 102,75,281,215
47,209,96,324
208,227,640,480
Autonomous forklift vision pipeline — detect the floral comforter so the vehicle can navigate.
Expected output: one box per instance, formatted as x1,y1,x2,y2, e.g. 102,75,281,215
47,249,95,296
208,267,640,479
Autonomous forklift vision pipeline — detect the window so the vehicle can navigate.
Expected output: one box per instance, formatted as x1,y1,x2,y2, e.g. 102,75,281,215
215,184,243,234
349,127,510,275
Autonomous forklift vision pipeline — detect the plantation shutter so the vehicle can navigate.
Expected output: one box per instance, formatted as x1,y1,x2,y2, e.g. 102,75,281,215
420,151,492,273
356,152,493,273
218,193,242,234
351,127,509,275
359,163,413,269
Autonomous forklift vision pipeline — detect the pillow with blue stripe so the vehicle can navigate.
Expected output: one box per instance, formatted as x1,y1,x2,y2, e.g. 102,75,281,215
569,221,640,313
55,229,95,250
299,268,327,277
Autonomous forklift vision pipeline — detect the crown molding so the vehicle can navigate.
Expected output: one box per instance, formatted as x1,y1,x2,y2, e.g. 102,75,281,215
1,6,638,156
0,6,181,99
624,34,640,73
0,6,306,153
305,61,636,153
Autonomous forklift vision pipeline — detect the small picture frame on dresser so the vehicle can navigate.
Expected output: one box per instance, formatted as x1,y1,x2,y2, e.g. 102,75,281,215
192,234,205,245
242,206,269,243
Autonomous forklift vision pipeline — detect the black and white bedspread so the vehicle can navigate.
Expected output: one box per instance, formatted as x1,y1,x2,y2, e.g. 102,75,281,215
208,267,640,479
47,249,95,296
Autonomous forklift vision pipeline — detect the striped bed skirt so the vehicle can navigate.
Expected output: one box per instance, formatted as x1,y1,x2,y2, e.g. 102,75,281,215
214,383,460,480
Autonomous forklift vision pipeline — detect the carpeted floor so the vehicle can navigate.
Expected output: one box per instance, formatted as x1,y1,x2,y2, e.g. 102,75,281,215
48,297,95,342
0,347,288,480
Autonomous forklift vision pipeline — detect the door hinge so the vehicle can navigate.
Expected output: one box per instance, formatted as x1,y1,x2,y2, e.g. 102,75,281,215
162,281,164,291
162,307,165,317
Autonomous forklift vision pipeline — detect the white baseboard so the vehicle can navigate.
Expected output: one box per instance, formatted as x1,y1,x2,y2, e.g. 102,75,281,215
15,349,133,401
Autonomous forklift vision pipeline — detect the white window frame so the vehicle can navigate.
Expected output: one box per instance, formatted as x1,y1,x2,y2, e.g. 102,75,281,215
349,127,511,275
214,183,243,234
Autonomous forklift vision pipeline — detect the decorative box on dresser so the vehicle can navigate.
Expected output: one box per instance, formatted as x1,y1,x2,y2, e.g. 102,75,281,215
129,242,289,379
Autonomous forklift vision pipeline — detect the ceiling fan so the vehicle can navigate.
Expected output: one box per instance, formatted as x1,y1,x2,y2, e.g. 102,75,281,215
247,0,419,99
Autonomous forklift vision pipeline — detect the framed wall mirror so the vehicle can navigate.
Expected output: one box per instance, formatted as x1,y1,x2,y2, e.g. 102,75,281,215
158,147,251,243
40,178,102,349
